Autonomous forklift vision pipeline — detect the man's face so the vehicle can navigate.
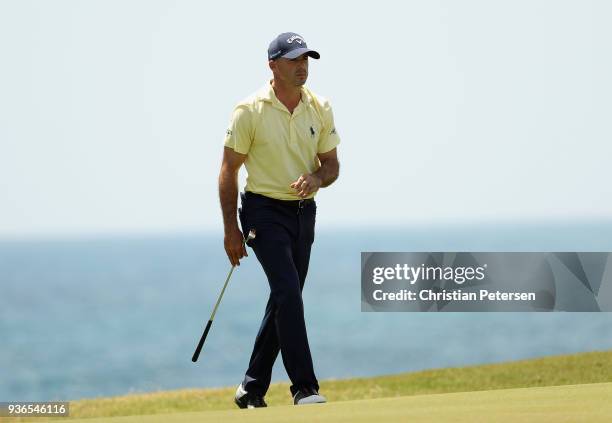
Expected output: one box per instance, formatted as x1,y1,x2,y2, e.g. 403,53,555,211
270,54,309,86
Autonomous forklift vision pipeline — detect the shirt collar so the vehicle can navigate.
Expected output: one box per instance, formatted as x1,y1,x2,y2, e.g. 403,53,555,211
256,80,312,106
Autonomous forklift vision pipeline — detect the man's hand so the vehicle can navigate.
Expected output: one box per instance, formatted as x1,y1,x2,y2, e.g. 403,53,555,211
290,173,322,198
224,226,247,266
289,149,340,198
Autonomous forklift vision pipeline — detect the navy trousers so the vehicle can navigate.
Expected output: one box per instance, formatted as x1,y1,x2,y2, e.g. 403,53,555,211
238,191,319,397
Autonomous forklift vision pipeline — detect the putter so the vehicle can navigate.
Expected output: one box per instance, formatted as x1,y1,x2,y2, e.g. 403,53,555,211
192,229,256,362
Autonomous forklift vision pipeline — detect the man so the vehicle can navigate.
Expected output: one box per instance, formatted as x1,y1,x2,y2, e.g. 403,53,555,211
218,32,340,408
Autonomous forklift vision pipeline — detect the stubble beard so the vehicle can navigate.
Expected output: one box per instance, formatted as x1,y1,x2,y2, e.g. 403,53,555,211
295,75,307,87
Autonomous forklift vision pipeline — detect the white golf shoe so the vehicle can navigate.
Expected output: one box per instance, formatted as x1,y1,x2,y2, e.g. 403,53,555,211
293,388,327,405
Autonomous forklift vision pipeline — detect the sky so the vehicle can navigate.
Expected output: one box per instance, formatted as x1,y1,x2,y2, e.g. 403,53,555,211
1,0,611,237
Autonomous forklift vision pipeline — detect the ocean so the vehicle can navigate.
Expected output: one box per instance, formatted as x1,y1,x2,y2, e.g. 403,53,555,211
2,221,612,401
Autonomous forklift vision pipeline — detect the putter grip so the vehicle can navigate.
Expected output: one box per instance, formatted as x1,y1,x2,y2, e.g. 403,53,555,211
192,320,213,362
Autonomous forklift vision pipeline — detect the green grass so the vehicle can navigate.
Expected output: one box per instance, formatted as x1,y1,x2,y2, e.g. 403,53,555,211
7,350,612,421
11,383,612,423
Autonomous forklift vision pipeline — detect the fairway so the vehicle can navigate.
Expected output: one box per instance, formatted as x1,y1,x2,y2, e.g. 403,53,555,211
55,382,612,423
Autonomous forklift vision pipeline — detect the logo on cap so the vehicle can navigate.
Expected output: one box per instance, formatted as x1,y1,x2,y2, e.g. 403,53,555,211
286,35,304,45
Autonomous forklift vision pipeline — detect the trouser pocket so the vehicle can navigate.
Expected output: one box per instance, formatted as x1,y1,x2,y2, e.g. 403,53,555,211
239,193,263,247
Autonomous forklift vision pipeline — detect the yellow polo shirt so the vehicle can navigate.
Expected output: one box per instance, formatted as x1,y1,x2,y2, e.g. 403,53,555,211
223,81,340,200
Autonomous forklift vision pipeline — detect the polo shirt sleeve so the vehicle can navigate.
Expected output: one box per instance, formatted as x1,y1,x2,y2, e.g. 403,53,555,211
223,105,253,155
317,101,341,154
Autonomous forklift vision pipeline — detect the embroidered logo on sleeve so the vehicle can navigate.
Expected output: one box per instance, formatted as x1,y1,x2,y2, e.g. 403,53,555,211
226,129,232,136
330,127,337,135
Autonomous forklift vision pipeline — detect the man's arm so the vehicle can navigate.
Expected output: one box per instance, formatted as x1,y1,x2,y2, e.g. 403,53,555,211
290,148,340,198
219,146,248,266
314,148,340,188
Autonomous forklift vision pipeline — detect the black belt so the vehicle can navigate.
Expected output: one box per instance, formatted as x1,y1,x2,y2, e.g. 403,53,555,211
243,191,315,208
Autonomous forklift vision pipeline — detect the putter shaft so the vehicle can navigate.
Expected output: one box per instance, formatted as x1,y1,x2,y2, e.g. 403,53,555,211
192,230,255,362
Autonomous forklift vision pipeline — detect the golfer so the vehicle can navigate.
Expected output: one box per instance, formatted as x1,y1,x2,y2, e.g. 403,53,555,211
218,32,340,408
